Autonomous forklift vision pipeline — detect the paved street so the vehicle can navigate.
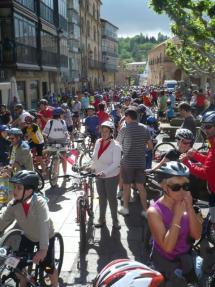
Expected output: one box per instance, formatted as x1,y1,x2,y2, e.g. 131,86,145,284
44,178,149,286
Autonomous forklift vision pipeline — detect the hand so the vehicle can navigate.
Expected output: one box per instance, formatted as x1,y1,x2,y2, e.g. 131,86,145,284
186,148,196,159
33,249,47,265
179,153,188,162
145,169,153,175
96,171,105,177
183,191,193,208
173,201,186,221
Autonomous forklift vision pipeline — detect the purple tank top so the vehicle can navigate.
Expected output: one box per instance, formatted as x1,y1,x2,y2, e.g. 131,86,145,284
152,200,190,260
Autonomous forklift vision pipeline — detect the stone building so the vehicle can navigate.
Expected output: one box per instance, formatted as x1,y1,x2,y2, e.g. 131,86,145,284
0,0,68,108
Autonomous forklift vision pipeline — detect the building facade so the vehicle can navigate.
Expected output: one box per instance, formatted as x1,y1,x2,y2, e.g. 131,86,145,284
0,0,68,108
148,39,184,85
101,19,118,89
67,0,81,93
80,0,102,91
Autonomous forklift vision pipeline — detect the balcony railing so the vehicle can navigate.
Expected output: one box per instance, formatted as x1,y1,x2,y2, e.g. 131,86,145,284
40,2,54,24
0,42,14,64
41,50,58,67
16,43,38,65
60,55,68,68
59,15,68,32
88,59,102,69
102,63,118,72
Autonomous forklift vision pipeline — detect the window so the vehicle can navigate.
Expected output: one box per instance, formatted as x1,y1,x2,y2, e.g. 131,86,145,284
58,0,67,18
87,20,90,37
40,0,54,23
14,13,36,47
93,26,96,41
41,0,53,9
16,0,35,11
41,30,57,53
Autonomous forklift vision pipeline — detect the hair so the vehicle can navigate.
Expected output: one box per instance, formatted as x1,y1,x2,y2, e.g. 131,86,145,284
178,102,191,112
98,103,105,111
124,107,138,120
53,114,61,119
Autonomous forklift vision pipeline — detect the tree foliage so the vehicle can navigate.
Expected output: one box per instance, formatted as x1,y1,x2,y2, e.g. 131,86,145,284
149,0,215,77
118,33,168,63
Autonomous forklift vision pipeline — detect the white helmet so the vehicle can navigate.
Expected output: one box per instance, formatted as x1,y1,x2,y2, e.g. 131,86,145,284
101,121,115,132
93,259,164,287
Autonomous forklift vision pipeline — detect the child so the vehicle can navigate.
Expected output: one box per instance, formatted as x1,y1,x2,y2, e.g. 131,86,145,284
84,106,99,145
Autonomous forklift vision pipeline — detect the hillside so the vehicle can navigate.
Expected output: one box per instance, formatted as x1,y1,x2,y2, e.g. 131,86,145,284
118,32,168,64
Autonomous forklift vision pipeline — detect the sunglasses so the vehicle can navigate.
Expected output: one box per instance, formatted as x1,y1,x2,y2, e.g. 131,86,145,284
167,182,190,192
181,140,192,145
9,137,16,141
202,124,214,130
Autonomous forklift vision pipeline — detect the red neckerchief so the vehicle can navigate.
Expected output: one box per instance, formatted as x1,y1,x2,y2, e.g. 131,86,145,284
22,201,30,217
98,139,111,159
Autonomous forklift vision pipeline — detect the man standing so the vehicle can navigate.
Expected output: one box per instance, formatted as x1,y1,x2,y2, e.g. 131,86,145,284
178,102,196,138
117,108,153,217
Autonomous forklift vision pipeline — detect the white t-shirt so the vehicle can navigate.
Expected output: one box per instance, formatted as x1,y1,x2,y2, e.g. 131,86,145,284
43,119,69,143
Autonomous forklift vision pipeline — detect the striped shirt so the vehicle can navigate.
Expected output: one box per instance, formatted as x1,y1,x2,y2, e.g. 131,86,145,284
117,122,150,168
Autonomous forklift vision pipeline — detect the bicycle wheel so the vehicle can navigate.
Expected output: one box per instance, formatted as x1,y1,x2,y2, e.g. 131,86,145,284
39,232,64,287
49,156,60,188
35,168,45,191
153,142,175,162
0,229,22,252
79,151,92,168
88,178,94,217
79,200,87,254
197,144,209,154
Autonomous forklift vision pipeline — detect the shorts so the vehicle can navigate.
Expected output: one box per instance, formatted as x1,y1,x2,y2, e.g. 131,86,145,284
121,166,146,184
18,235,55,274
29,142,44,156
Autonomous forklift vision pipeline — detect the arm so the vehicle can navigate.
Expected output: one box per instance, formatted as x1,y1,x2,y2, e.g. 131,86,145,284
147,139,153,151
0,204,15,231
116,127,125,145
190,150,207,164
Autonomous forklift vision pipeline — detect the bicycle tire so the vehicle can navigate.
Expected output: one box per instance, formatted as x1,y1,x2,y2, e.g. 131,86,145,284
197,145,209,154
153,142,175,162
35,168,45,191
207,221,215,246
49,156,60,188
79,151,92,168
0,229,22,252
39,232,64,287
79,200,87,254
89,178,94,216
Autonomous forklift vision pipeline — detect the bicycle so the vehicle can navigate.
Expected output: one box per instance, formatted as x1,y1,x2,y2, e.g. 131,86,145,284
153,142,175,162
71,169,96,254
0,229,64,286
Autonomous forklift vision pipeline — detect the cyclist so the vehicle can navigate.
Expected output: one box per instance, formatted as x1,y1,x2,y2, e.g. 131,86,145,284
37,99,53,130
7,128,33,173
12,104,33,129
0,170,58,287
43,107,69,176
0,104,12,125
93,258,164,287
72,96,81,131
84,106,99,145
0,125,10,167
180,111,215,228
147,161,202,286
91,121,121,229
23,116,46,175
97,102,110,125
178,102,197,138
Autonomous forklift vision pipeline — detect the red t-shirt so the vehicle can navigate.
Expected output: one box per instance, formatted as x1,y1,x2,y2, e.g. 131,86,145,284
38,106,53,130
196,95,206,107
97,111,110,125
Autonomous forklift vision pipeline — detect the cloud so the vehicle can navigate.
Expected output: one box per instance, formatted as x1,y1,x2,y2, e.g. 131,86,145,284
101,0,171,37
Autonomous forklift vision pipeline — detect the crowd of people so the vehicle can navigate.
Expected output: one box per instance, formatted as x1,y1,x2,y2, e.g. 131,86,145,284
0,85,215,286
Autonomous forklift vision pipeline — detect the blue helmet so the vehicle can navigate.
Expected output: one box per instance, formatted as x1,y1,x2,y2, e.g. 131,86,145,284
146,116,157,125
156,161,189,183
52,107,63,116
8,128,23,136
0,125,9,132
201,111,215,124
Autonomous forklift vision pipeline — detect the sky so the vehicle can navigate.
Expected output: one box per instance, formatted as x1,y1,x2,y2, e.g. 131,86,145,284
101,0,171,38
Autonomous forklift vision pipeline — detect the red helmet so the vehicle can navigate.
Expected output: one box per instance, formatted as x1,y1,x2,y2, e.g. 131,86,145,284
24,116,33,124
93,259,164,287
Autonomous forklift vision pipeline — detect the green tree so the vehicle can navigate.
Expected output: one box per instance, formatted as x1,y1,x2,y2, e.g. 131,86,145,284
149,0,215,89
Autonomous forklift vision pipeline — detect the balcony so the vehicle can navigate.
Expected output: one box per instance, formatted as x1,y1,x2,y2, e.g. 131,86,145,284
0,42,14,65
102,63,118,72
16,43,38,65
88,59,102,69
60,55,68,68
41,50,58,67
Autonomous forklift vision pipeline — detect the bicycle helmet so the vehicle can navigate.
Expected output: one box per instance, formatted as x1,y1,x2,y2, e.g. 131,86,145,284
201,111,215,124
175,128,194,141
0,125,9,132
7,128,23,136
101,121,115,132
138,104,147,113
146,116,157,125
39,99,48,105
93,258,164,287
86,105,95,110
15,104,23,110
155,161,189,183
24,116,33,124
9,170,39,190
52,107,63,116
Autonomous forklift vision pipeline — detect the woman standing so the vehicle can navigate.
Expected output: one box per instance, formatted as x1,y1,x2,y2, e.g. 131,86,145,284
91,121,122,229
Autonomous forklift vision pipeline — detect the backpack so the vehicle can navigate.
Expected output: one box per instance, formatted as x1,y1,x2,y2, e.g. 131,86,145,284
47,119,65,137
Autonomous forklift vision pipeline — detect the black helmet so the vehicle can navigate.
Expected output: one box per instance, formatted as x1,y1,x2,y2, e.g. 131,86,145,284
201,111,215,124
155,161,189,183
9,170,39,190
175,128,194,141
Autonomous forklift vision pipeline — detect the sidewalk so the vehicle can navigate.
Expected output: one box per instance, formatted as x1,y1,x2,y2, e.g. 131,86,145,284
46,183,150,286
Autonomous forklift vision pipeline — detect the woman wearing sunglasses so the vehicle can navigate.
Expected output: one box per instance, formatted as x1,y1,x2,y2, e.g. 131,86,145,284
147,161,202,287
